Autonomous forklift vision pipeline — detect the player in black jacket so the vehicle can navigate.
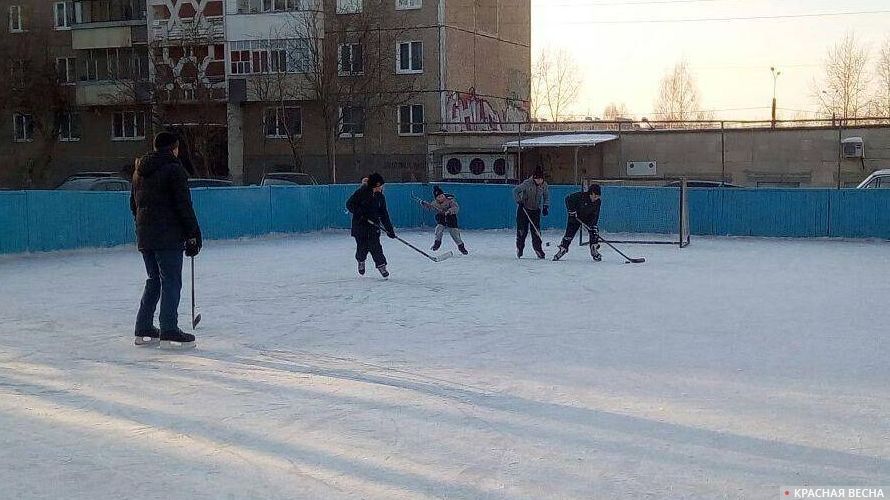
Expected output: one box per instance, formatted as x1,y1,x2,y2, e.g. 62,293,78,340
553,184,602,262
346,172,396,277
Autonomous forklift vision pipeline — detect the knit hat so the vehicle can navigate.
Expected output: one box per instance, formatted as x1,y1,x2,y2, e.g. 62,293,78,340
588,183,601,196
153,131,179,151
367,172,385,188
533,165,545,179
433,185,444,197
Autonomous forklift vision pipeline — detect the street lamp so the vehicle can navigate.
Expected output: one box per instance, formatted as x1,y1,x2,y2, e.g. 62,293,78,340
770,66,781,128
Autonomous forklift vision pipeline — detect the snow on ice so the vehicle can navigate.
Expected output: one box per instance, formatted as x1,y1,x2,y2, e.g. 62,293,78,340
1,230,889,499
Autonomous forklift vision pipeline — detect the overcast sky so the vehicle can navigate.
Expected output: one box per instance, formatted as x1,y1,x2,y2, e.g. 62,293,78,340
531,0,890,120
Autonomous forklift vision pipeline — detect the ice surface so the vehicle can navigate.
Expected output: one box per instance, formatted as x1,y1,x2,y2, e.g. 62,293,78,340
1,230,889,499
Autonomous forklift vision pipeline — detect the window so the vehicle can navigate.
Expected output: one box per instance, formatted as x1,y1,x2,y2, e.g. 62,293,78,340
336,0,361,14
112,111,145,140
338,43,363,75
264,107,302,138
13,113,33,142
397,41,422,74
56,57,76,83
79,48,146,81
339,106,365,137
54,2,76,29
398,104,424,135
261,0,305,12
57,112,81,141
230,40,310,75
396,0,421,9
865,176,890,189
9,5,23,32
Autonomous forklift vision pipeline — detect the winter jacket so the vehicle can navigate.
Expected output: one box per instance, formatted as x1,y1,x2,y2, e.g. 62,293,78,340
513,178,550,211
130,151,202,251
425,195,460,228
346,185,395,238
565,191,601,227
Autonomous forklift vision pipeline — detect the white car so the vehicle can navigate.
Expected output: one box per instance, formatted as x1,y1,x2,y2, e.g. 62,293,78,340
857,169,890,189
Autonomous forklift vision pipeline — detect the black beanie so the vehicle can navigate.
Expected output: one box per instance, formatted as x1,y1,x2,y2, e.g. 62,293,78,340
588,183,601,195
154,131,179,151
533,165,545,179
433,185,444,197
367,172,385,188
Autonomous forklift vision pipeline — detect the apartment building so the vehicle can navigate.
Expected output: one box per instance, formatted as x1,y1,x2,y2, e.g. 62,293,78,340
0,0,531,187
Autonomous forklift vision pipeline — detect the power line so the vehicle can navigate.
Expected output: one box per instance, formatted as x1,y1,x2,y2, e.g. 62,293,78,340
546,9,890,25
542,0,736,7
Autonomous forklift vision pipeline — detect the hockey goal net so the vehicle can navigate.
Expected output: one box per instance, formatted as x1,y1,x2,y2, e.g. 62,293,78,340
580,177,691,248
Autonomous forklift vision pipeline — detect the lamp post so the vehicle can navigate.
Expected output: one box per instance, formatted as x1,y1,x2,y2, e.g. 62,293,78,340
770,67,781,128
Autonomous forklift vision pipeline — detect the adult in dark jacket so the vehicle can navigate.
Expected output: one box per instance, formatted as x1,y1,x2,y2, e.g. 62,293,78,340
512,165,550,259
131,132,202,348
553,184,602,262
346,172,396,278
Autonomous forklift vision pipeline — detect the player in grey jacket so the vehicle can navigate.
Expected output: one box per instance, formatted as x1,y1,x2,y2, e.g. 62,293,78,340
420,185,468,255
512,165,550,259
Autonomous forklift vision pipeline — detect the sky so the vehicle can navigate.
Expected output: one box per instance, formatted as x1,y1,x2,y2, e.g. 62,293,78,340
530,0,890,120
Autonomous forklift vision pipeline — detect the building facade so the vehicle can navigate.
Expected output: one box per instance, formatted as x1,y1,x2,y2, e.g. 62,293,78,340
0,0,532,188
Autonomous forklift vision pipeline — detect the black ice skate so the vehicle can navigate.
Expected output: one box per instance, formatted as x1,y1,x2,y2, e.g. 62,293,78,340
358,260,366,275
590,244,602,262
535,248,546,259
552,246,568,261
134,326,160,346
517,248,523,259
431,240,442,251
377,264,390,278
458,244,468,255
160,329,196,350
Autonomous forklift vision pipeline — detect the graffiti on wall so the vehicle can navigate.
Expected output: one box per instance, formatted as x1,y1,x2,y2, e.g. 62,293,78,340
444,88,530,132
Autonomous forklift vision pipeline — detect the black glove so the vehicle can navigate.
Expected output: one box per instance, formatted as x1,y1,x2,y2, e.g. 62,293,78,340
542,206,549,217
517,201,524,209
386,228,396,239
185,236,202,257
568,210,577,218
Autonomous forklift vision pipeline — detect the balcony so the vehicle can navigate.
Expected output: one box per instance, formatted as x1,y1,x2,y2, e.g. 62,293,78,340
71,0,147,49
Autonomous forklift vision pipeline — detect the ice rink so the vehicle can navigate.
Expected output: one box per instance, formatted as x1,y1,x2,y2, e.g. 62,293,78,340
1,230,888,499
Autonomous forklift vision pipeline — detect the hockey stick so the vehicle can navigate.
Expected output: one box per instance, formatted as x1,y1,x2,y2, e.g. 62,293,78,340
575,217,646,264
191,256,201,329
368,221,453,262
522,206,552,247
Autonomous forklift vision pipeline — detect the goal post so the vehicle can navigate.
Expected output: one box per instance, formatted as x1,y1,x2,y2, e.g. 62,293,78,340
579,177,691,248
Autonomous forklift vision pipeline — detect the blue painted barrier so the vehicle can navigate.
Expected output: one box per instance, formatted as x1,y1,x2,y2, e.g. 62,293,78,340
0,185,888,255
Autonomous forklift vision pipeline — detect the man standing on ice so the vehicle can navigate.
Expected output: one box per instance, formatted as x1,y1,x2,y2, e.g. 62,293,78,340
131,132,202,349
421,185,468,255
553,184,602,262
347,172,396,278
513,165,550,259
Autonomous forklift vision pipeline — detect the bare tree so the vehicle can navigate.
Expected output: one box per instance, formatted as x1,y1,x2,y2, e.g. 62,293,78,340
0,27,76,187
871,36,890,119
246,1,420,182
602,102,630,121
531,48,582,122
814,32,872,123
653,60,710,123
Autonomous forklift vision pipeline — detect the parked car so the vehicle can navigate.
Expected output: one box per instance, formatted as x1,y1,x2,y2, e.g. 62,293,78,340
56,173,130,191
665,180,740,188
856,169,890,189
188,178,233,188
261,172,319,186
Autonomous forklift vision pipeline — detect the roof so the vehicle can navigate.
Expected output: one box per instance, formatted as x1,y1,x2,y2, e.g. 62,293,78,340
503,133,619,150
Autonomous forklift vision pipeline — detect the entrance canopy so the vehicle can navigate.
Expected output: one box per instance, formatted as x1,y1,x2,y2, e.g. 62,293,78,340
503,133,619,151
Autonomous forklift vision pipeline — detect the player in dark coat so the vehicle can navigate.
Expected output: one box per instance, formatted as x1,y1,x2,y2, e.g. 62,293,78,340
131,131,202,348
346,172,396,277
552,184,602,262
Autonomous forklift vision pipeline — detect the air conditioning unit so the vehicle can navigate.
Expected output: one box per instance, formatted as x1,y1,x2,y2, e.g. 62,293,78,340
442,154,515,181
627,161,657,176
842,137,864,158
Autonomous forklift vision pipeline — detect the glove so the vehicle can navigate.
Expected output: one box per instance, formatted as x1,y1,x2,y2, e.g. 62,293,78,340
386,229,396,239
542,206,549,217
568,210,577,218
185,236,202,257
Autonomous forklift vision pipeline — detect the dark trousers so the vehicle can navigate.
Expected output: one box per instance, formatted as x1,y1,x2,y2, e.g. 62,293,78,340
355,232,387,267
559,217,583,249
516,206,543,253
136,249,184,332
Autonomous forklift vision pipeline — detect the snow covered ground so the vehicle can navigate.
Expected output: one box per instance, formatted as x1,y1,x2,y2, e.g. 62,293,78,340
1,230,889,500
